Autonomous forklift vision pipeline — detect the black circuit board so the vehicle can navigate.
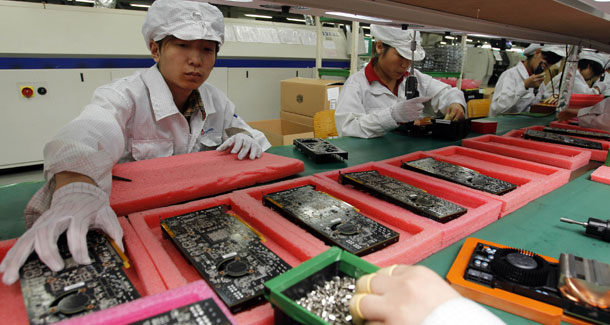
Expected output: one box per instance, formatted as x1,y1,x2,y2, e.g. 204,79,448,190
542,127,610,141
293,138,348,163
130,298,232,325
263,185,399,256
523,129,603,150
20,231,139,325
339,170,467,223
161,205,291,313
401,157,517,195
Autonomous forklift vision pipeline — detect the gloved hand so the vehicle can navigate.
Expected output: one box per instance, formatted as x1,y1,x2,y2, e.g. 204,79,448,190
0,182,123,285
216,133,262,160
390,97,430,123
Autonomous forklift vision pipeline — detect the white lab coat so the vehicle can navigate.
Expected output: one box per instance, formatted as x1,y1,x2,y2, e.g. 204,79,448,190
24,65,270,227
577,97,610,132
593,71,610,95
335,68,466,138
488,62,543,117
547,70,600,97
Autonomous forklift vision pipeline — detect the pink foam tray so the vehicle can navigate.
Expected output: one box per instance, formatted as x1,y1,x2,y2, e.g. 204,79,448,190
0,217,165,325
462,134,591,170
314,162,502,248
233,175,444,267
60,280,235,325
129,193,311,325
504,125,609,162
591,165,610,185
110,150,304,216
549,121,610,135
380,146,570,217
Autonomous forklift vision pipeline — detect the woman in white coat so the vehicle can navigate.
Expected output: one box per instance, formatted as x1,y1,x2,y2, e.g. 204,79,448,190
488,44,565,117
547,51,607,97
0,0,270,285
335,25,466,139
558,97,610,132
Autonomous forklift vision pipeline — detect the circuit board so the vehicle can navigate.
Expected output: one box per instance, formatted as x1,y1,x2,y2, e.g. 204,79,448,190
161,205,291,313
20,231,139,325
339,170,467,223
542,127,610,141
293,138,348,163
523,129,603,150
401,157,517,195
131,298,232,325
263,185,399,256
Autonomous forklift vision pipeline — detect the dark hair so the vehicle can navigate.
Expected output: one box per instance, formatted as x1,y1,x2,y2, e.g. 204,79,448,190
541,51,562,65
371,41,392,65
578,59,604,77
156,36,220,55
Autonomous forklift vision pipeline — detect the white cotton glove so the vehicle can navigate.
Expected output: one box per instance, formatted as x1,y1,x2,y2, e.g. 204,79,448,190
390,96,431,123
216,133,262,160
0,182,123,285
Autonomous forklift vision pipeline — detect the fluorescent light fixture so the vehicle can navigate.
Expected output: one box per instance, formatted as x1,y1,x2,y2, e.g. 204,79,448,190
364,34,371,37
594,0,610,2
444,35,455,40
130,3,150,8
466,38,472,42
225,0,254,2
244,14,273,19
75,0,95,3
440,41,447,45
286,18,306,22
361,26,370,30
482,44,492,48
325,11,392,23
468,33,502,39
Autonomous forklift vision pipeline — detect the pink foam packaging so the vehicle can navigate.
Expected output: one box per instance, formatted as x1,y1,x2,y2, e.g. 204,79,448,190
380,147,570,217
59,280,235,325
314,162,502,248
504,126,609,162
0,217,165,324
591,165,610,185
462,134,591,170
110,151,304,216
549,121,610,135
129,193,309,325
233,176,444,266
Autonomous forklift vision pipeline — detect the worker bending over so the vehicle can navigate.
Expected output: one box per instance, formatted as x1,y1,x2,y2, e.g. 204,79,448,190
546,51,607,98
488,44,565,117
335,25,466,139
558,97,610,132
0,0,270,285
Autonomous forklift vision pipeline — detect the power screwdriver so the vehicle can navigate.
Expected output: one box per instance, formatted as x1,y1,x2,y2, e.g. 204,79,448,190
405,30,419,100
560,217,610,242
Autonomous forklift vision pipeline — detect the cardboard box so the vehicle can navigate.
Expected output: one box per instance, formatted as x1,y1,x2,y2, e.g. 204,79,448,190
280,110,313,128
248,119,314,146
281,77,342,117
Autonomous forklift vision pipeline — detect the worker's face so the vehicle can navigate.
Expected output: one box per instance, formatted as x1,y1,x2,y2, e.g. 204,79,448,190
376,43,411,80
150,36,216,95
530,50,547,74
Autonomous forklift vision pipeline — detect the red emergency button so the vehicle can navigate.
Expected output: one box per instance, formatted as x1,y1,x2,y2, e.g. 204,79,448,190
21,86,34,98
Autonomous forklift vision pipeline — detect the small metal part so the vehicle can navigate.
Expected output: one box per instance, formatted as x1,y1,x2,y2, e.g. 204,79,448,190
560,217,610,242
559,253,610,309
295,276,356,324
523,129,603,150
293,138,348,163
543,127,610,141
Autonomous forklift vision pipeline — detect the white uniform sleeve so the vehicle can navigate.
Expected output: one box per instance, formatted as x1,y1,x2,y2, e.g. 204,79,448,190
577,97,610,132
221,95,271,151
421,297,506,325
25,86,131,227
489,72,530,117
416,70,466,116
335,81,399,139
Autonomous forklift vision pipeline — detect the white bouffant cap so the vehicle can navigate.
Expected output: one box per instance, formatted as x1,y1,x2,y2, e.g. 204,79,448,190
141,0,224,50
370,24,425,61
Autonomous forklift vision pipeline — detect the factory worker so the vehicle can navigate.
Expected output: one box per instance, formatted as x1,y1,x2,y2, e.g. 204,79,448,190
558,97,610,132
0,0,270,285
592,54,610,96
335,25,466,139
546,51,607,97
350,264,505,324
488,44,566,117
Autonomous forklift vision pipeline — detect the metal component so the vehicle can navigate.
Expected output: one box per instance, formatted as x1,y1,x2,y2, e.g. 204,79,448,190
295,276,356,324
560,217,610,242
523,129,603,150
293,138,348,163
560,217,588,227
543,127,610,141
559,253,610,310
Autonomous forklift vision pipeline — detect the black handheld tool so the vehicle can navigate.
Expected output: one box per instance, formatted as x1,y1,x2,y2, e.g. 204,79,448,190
560,217,610,242
405,30,419,100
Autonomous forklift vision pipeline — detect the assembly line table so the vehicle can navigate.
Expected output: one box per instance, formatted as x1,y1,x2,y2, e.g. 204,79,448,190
1,114,608,324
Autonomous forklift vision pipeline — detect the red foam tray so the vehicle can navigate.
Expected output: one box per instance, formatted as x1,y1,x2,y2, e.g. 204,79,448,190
504,126,609,162
462,134,591,170
234,176,444,266
0,217,165,325
314,162,502,248
380,146,570,217
591,165,610,185
129,193,309,325
110,151,304,216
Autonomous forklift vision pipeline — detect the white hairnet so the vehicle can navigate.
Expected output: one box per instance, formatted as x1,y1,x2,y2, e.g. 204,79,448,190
142,0,224,50
370,24,425,61
523,44,542,56
540,45,566,58
579,51,606,68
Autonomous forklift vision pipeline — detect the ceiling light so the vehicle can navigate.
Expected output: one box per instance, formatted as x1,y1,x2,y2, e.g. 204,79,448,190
594,0,610,2
75,0,95,3
466,38,472,42
440,41,447,45
286,18,306,22
444,35,455,39
226,0,254,2
482,44,492,48
361,26,370,30
244,14,273,19
130,3,150,8
325,12,392,23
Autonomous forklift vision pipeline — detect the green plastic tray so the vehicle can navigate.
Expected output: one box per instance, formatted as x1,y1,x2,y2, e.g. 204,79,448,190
264,247,379,324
